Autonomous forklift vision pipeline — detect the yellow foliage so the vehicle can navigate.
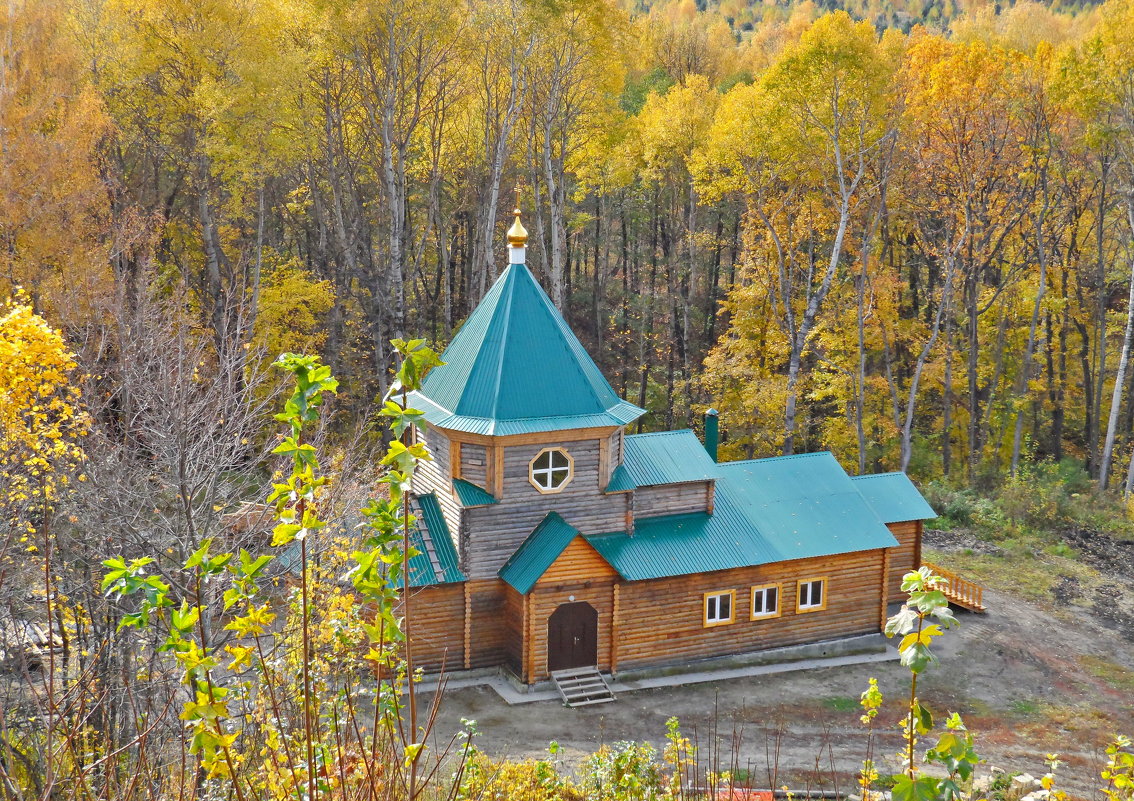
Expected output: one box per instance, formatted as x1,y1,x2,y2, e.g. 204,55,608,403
0,0,112,323
252,259,335,359
459,753,579,801
0,293,88,525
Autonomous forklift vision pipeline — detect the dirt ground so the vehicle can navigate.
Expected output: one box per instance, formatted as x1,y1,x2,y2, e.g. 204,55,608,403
426,535,1134,797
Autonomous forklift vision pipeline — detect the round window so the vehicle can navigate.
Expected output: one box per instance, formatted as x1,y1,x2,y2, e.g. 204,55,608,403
529,448,573,493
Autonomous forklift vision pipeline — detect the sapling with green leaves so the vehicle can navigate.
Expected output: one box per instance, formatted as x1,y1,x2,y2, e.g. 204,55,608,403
101,343,458,801
1102,736,1134,801
873,567,984,801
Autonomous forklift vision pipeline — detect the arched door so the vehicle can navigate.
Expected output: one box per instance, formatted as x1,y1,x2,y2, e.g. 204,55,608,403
547,602,598,672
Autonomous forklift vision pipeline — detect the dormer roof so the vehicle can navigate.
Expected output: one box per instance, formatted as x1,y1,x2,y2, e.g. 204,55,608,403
409,262,644,436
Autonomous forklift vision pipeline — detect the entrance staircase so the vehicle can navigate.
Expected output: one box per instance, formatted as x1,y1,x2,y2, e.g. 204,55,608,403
550,667,616,707
922,561,987,613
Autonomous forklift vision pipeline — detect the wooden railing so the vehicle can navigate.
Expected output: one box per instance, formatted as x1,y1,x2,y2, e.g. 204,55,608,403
921,561,986,612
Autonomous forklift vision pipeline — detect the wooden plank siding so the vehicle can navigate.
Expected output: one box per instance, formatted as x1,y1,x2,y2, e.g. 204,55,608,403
634,481,713,518
399,584,465,673
541,537,619,585
611,549,888,672
461,438,628,580
885,521,922,601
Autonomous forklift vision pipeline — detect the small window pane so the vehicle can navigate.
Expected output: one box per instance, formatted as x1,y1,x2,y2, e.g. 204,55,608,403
530,448,572,491
799,580,824,609
705,592,733,624
753,586,778,616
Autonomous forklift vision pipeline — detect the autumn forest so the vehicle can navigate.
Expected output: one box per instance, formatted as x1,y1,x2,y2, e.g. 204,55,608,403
4,0,1134,797
8,0,1134,493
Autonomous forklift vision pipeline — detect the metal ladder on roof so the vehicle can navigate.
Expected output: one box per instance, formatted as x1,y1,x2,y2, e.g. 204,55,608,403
550,667,616,707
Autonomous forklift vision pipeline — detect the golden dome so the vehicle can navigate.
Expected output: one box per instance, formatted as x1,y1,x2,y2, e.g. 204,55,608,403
507,207,528,247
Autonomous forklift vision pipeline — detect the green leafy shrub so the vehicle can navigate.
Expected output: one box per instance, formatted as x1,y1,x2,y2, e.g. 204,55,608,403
578,741,664,801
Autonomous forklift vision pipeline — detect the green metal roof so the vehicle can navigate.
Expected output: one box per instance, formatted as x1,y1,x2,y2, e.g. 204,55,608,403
604,463,636,493
408,262,644,436
452,478,498,507
620,430,721,487
585,452,899,581
499,512,598,594
849,473,936,523
400,493,466,589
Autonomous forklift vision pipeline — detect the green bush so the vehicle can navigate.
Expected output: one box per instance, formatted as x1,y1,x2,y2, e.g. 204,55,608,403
578,741,663,801
925,459,1134,541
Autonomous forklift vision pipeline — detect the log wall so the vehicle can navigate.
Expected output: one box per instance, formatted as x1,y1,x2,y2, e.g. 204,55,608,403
460,443,488,489
528,593,616,682
502,583,526,676
634,481,713,518
413,426,462,545
399,583,465,673
465,579,508,668
462,437,628,579
886,521,922,601
612,549,887,672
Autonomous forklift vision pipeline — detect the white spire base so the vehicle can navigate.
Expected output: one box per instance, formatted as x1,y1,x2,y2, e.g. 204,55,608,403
509,245,526,264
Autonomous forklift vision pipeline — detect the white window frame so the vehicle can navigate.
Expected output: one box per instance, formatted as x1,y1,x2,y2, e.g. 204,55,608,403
528,447,573,494
797,577,828,613
750,583,782,620
703,590,735,627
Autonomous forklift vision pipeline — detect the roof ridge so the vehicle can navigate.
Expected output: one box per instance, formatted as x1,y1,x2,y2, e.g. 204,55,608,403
849,471,904,479
719,451,836,467
625,428,696,439
486,266,517,422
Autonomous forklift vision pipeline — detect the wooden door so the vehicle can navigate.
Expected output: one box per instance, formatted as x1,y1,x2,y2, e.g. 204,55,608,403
547,602,598,672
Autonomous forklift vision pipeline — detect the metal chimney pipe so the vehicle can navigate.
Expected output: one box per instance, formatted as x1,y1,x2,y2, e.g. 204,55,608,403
704,408,719,462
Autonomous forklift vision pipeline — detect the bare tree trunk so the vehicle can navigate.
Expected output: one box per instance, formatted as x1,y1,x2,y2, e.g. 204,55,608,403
943,312,955,479
1100,199,1134,489
900,253,957,472
1010,169,1050,476
541,119,567,310
783,191,855,455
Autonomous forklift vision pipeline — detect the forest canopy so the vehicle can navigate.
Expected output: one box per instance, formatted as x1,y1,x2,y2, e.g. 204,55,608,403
3,0,1134,492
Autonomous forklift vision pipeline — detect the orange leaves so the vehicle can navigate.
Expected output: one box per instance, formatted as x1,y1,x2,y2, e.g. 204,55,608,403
0,0,112,322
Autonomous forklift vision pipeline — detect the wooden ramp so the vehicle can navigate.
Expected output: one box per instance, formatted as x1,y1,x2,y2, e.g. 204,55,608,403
922,562,987,613
551,667,615,707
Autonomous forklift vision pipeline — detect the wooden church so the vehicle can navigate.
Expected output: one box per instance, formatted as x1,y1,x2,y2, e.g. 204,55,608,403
401,207,939,686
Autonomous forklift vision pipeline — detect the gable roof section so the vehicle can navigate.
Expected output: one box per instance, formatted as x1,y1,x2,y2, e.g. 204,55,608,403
618,429,721,488
499,512,609,594
849,472,936,523
586,452,899,581
452,477,498,507
408,262,644,436
400,493,466,588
